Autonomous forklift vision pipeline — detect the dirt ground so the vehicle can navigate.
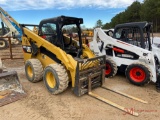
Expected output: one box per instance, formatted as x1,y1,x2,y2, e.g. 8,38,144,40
0,33,160,120
154,33,160,37
0,59,159,120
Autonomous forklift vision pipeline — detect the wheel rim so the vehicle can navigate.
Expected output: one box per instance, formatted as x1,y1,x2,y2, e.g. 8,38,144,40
27,65,33,78
129,67,146,82
105,63,111,75
46,71,56,88
0,41,5,47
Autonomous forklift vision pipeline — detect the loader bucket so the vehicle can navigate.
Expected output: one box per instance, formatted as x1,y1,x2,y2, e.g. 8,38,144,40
0,71,26,107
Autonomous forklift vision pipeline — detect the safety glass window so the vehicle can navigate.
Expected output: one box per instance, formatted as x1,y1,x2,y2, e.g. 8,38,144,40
41,23,57,44
115,27,141,47
42,23,56,35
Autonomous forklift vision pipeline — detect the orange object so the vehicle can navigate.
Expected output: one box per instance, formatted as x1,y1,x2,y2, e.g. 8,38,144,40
112,47,124,53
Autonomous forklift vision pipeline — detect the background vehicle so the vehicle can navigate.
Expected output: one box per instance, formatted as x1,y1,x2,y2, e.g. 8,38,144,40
0,7,22,49
89,22,160,91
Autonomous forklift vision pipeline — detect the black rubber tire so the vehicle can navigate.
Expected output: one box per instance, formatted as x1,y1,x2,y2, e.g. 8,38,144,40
0,39,8,50
105,58,117,78
125,62,151,86
25,59,43,82
156,65,160,92
43,64,69,95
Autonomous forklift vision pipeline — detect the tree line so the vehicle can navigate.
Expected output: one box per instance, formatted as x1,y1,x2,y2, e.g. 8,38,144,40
102,0,160,32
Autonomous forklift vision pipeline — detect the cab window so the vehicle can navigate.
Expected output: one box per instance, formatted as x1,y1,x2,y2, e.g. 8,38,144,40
41,23,57,44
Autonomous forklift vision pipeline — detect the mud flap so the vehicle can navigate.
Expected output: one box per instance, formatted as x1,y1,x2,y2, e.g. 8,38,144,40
0,71,26,107
156,65,160,92
156,75,160,92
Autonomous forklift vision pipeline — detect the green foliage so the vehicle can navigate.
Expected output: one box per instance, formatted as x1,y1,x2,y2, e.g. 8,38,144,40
140,0,160,32
102,23,111,29
62,25,78,34
102,0,160,32
95,19,103,27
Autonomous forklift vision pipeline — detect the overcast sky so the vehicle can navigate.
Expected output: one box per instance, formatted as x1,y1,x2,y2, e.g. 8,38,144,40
0,0,143,28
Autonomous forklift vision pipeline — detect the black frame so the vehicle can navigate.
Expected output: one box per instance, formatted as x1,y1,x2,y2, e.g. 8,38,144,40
113,21,152,51
38,15,83,51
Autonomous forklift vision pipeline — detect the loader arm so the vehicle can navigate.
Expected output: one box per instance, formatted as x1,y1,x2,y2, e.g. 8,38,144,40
0,7,22,40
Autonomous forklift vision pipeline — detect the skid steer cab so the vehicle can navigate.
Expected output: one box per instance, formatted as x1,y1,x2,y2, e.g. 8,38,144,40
20,16,106,96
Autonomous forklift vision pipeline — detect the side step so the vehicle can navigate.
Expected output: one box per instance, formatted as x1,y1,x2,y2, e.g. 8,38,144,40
87,71,147,117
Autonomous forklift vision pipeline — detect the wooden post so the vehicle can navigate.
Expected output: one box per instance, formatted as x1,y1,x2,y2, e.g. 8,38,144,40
8,37,13,59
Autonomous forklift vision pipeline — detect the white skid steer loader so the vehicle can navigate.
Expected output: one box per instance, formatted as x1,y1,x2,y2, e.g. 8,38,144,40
89,22,160,92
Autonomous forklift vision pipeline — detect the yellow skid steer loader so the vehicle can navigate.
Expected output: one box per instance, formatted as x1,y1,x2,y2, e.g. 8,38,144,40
21,16,106,96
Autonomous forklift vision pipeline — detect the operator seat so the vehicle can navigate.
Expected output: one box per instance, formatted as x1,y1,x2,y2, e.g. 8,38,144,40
120,31,126,42
63,35,78,57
